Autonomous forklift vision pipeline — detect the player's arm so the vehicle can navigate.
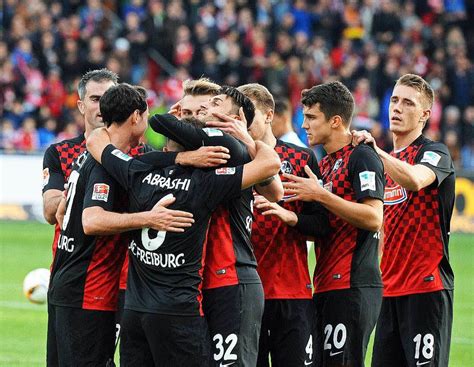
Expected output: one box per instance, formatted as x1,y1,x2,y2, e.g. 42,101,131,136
352,130,437,191
82,163,194,235
283,146,385,232
42,145,66,224
206,110,283,201
149,113,250,167
83,195,193,235
241,141,281,189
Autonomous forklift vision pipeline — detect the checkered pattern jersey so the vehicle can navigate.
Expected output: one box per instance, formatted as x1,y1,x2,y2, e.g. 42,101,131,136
314,144,383,293
251,141,316,299
43,135,86,260
381,135,455,297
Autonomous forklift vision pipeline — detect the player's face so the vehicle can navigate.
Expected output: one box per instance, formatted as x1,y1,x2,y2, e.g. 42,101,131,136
389,85,430,135
198,94,237,122
247,100,270,141
180,94,213,119
136,107,149,138
302,103,331,146
78,80,116,130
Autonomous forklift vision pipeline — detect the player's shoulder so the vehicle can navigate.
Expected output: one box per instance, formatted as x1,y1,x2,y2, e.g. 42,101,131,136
417,135,450,154
350,143,383,166
51,134,85,149
276,139,315,158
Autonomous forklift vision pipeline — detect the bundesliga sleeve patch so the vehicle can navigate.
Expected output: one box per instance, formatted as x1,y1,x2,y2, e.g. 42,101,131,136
359,171,376,191
111,149,132,162
42,168,50,188
420,151,441,166
92,183,110,202
215,167,236,175
203,127,223,137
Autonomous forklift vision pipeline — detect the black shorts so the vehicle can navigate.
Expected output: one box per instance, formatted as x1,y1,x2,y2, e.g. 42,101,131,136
257,299,315,367
313,287,382,367
120,309,210,367
203,283,264,367
371,290,453,367
47,303,115,367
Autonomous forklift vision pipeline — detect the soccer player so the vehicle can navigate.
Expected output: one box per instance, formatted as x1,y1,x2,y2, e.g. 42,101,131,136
150,85,283,366
283,81,385,366
239,83,328,367
43,68,118,252
353,74,455,367
85,86,282,367
47,84,196,367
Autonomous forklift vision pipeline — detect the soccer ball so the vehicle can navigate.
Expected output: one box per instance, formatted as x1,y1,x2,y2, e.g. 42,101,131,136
23,268,50,304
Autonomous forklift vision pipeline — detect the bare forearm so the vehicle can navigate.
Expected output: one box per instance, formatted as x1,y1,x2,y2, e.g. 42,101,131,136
83,210,151,235
318,191,382,231
379,150,425,191
43,192,63,224
255,175,284,202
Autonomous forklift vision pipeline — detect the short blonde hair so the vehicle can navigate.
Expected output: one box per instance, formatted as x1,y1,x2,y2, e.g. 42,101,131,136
237,83,275,113
395,74,434,109
182,78,220,97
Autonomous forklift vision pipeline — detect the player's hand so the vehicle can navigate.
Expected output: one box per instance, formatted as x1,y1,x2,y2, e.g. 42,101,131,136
176,146,230,167
351,130,377,148
254,194,298,225
205,108,254,146
282,165,325,203
168,101,181,118
148,194,194,232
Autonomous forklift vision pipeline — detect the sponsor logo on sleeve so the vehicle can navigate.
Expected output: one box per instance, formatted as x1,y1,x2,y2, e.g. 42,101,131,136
215,167,236,175
420,151,441,166
111,149,132,162
359,171,376,191
42,168,50,187
203,128,223,137
384,184,407,205
92,183,110,202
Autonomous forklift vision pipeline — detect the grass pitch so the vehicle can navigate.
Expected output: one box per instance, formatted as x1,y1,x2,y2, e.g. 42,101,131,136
0,221,472,366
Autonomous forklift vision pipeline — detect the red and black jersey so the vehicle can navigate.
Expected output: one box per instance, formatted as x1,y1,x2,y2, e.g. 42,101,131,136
203,189,260,289
42,135,86,259
382,135,455,297
48,152,128,311
314,144,384,293
99,144,244,316
252,140,329,299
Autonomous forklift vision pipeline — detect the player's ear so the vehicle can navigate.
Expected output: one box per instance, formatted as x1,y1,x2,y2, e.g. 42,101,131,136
265,110,274,124
77,100,85,115
330,115,343,129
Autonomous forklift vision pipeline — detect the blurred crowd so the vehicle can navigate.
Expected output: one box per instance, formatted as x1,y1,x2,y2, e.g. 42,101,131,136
1,0,473,169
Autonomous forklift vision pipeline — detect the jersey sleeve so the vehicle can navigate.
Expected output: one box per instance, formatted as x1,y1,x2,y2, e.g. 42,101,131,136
294,150,330,236
200,166,244,210
83,162,119,211
348,144,385,202
415,141,454,187
149,114,250,166
42,145,65,193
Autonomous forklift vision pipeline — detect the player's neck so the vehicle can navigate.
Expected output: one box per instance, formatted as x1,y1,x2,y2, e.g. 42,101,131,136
392,128,423,151
107,126,135,152
324,130,352,154
262,128,277,148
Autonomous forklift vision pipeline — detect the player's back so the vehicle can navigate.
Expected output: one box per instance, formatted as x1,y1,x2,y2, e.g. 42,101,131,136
49,152,127,311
